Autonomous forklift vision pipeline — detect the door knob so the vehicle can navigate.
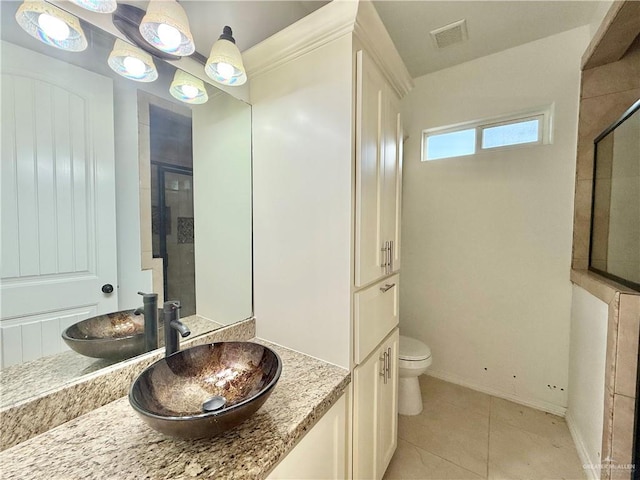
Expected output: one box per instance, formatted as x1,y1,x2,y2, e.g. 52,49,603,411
101,284,114,294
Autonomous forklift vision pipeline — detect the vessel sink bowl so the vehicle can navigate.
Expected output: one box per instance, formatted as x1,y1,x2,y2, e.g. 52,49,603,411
62,309,161,361
129,342,282,439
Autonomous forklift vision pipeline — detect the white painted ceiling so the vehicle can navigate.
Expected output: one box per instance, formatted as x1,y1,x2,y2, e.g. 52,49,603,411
372,1,603,78
180,1,328,55
177,0,603,79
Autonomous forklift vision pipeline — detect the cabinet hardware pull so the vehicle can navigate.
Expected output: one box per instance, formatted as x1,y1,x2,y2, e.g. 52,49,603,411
381,241,389,271
386,347,392,379
385,351,388,384
380,352,387,384
379,283,395,293
389,240,394,272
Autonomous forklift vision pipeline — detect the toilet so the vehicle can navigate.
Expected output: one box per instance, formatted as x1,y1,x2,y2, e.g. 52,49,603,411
398,335,432,416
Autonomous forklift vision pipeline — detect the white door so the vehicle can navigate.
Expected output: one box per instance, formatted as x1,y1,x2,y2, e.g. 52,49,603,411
1,41,117,367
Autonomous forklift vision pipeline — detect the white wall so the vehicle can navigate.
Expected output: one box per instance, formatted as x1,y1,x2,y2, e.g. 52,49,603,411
252,35,354,369
192,93,253,324
567,285,608,479
114,84,153,310
400,26,590,414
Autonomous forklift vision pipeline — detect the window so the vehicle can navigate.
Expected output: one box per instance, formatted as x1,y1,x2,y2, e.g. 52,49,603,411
425,128,475,160
422,108,551,161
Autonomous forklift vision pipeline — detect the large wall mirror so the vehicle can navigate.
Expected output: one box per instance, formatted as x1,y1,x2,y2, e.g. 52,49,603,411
0,1,252,407
589,99,640,291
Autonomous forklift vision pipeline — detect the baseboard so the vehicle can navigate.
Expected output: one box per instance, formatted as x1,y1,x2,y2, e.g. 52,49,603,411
427,370,567,417
566,411,600,480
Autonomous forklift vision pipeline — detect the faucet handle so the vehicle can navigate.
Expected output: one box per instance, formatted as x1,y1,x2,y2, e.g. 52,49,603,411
138,291,158,303
164,301,181,311
138,291,157,298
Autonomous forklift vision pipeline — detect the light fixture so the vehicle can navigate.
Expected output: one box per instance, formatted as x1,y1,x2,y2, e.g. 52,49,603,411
108,39,158,82
205,26,247,86
15,0,87,51
170,70,208,104
68,0,116,14
139,0,195,56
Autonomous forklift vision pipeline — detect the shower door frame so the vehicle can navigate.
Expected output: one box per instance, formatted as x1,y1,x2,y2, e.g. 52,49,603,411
152,162,195,303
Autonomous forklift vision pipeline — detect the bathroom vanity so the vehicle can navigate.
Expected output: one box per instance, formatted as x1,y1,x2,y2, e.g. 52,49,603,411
0,336,350,479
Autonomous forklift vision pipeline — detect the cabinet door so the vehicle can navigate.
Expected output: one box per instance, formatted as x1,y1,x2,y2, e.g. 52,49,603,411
268,394,348,479
353,328,399,480
355,51,403,287
392,109,403,273
353,344,384,480
378,329,399,476
355,50,386,288
380,89,401,276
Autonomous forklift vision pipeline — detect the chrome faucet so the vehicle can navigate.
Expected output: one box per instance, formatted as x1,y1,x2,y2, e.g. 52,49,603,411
163,301,190,357
134,291,159,353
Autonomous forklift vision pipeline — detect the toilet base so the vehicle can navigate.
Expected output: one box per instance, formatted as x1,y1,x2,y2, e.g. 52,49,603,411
398,376,423,416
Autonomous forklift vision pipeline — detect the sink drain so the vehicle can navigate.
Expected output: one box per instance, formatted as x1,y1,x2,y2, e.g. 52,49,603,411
202,395,227,412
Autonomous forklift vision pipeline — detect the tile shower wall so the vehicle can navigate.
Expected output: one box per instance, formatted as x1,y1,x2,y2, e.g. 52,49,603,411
149,105,196,317
163,172,196,317
569,11,640,477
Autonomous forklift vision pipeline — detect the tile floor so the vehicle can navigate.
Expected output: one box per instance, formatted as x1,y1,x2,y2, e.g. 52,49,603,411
384,376,586,480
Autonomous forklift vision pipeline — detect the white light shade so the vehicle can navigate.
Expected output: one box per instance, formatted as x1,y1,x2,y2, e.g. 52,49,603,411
170,70,208,105
139,0,195,56
205,26,246,86
68,0,117,14
15,0,87,52
108,39,158,82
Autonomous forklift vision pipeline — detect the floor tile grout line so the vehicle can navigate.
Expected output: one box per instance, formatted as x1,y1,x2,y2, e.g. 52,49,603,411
405,378,583,480
398,433,488,479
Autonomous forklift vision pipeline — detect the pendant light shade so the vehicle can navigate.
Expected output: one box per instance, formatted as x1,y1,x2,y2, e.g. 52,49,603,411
15,0,87,52
68,0,117,14
205,26,247,86
170,70,208,104
139,0,195,56
108,39,158,82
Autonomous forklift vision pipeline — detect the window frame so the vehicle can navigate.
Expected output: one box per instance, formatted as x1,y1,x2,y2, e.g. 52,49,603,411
421,106,553,162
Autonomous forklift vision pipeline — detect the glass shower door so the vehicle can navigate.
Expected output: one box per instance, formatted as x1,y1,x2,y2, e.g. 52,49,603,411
152,167,196,317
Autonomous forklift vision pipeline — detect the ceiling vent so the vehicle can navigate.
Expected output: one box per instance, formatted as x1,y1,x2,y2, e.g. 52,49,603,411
430,19,468,49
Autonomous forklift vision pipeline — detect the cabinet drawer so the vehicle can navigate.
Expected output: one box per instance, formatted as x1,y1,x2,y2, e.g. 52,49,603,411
354,275,399,365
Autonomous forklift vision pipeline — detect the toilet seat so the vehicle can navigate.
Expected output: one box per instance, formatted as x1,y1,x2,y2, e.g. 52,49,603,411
399,335,431,361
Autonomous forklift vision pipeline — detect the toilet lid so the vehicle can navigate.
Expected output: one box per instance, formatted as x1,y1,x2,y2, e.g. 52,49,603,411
399,335,431,361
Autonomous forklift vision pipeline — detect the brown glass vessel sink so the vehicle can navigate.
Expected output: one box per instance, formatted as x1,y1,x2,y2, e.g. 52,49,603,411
129,342,282,439
62,310,161,361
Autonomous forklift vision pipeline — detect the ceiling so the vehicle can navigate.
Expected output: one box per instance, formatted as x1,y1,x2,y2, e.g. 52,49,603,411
177,0,603,80
373,1,603,78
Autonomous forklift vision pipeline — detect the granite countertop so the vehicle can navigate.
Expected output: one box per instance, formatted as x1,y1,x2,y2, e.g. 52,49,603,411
1,317,251,451
0,340,350,480
0,315,222,408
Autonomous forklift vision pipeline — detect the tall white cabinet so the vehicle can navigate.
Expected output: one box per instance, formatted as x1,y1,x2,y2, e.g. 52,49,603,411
355,50,403,288
247,1,412,478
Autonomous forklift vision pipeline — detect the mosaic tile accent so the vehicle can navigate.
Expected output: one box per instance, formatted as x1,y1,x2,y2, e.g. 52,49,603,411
177,217,194,244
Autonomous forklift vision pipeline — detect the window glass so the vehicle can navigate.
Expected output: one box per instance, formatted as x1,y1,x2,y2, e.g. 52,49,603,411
421,108,550,162
482,118,540,149
425,128,476,161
